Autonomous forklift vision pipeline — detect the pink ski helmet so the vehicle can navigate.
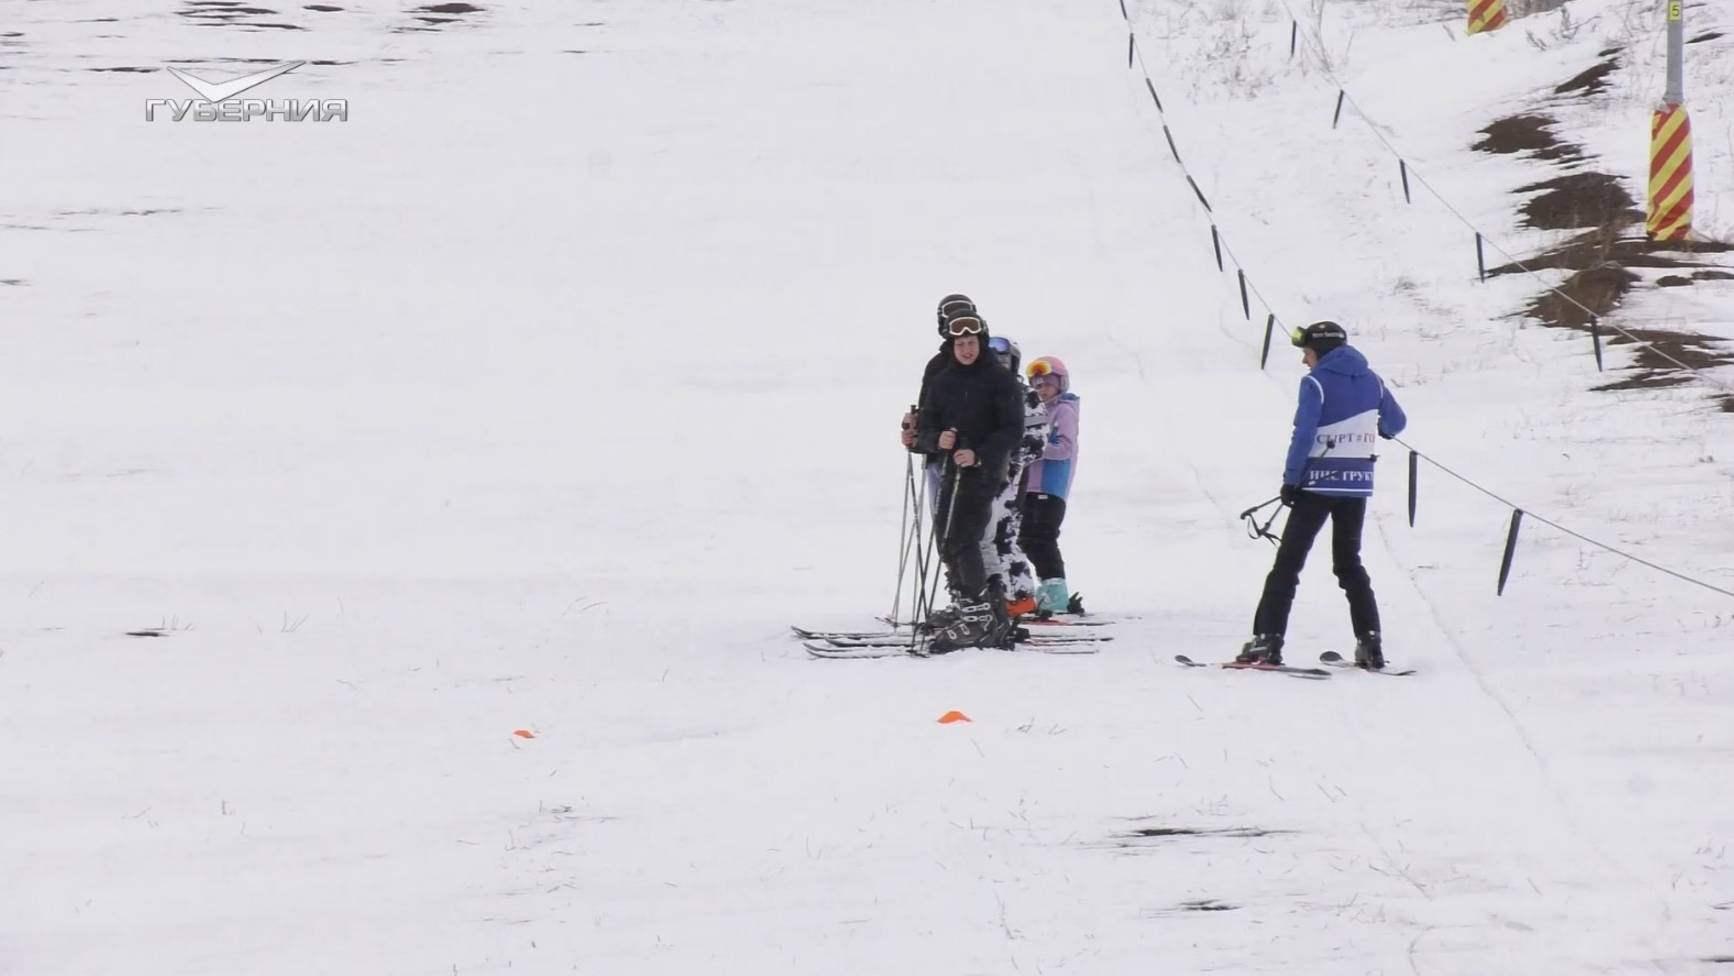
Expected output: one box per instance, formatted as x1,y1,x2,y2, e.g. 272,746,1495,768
1026,355,1069,393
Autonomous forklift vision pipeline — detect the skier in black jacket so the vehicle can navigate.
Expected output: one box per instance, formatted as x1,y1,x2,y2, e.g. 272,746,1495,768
902,294,979,467
913,311,1025,651
901,294,983,550
919,294,978,408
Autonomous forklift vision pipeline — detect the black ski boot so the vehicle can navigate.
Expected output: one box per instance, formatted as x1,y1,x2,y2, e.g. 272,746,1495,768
921,605,959,634
1353,632,1385,671
919,585,968,634
982,577,1016,648
984,600,1016,648
1235,633,1285,666
927,598,995,654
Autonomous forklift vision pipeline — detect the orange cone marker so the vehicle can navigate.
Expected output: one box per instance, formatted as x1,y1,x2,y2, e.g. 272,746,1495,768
513,728,536,739
937,710,971,724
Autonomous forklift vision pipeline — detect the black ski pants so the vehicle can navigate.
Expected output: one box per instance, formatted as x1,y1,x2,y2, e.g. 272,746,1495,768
1020,493,1068,580
937,466,999,599
1252,492,1381,639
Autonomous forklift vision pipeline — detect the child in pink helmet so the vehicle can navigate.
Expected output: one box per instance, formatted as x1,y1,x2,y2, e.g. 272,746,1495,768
1020,356,1079,615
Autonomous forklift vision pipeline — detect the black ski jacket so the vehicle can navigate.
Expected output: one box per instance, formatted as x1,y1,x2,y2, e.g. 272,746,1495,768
914,349,1024,480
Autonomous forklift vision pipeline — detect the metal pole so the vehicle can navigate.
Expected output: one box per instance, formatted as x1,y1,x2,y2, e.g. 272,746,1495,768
1665,0,1684,105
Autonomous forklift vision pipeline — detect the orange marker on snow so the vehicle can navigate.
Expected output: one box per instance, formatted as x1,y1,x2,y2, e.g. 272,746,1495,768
513,728,536,739
937,710,971,724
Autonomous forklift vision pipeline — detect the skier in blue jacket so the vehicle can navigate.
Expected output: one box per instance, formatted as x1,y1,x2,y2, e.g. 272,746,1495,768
1237,321,1407,670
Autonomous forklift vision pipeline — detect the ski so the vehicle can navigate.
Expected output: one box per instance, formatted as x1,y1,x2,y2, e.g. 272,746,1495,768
1318,651,1417,676
805,640,1099,659
819,633,1111,649
1173,654,1331,679
791,621,1109,641
806,642,914,659
873,613,1128,628
796,629,930,641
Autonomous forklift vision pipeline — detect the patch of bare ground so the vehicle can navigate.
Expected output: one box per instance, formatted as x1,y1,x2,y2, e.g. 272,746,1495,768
1490,228,1734,399
1516,172,1641,230
1472,113,1584,163
1555,56,1618,95
1471,55,1734,404
1593,326,1734,413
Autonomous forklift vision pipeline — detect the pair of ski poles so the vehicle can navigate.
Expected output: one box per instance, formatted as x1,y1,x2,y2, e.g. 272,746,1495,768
1241,494,1288,546
890,414,963,644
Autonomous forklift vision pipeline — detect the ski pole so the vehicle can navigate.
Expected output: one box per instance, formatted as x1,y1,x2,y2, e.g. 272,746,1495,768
1238,495,1283,518
909,455,930,619
1240,495,1286,547
913,462,945,631
889,439,917,624
893,454,931,626
906,456,930,625
912,455,947,628
890,406,928,627
916,458,964,653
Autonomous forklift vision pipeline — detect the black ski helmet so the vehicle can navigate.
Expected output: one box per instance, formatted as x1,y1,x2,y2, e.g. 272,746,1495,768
1291,320,1348,355
936,293,976,336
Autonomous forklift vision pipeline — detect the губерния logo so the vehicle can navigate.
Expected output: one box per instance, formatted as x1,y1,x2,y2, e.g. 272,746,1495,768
146,60,347,121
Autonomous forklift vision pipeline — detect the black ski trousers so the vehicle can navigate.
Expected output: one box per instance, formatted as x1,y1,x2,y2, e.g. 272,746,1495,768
1019,493,1068,580
1252,492,1381,639
937,466,999,599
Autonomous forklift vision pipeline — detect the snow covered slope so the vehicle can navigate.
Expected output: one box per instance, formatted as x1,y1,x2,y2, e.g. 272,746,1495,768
0,0,1730,972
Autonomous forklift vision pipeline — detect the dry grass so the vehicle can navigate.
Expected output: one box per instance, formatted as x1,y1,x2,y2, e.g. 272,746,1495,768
1509,0,1572,15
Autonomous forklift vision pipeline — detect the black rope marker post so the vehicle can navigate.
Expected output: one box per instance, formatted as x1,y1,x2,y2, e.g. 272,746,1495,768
1497,509,1525,596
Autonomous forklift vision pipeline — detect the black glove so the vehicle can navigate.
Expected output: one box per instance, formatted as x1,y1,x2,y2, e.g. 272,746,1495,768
1280,483,1301,506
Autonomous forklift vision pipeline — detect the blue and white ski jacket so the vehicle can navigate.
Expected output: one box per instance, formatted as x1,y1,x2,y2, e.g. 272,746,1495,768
1024,392,1079,499
1282,346,1406,497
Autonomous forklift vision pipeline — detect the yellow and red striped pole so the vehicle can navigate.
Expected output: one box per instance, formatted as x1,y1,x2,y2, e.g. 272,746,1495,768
1467,0,1508,35
1648,104,1694,240
1647,1,1693,241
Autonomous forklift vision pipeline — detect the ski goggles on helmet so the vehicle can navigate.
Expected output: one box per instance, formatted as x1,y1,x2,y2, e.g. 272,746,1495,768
945,315,986,337
1027,357,1065,389
987,336,1012,354
938,297,975,321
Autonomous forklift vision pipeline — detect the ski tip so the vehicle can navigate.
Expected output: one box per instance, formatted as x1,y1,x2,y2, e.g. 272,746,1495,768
1316,651,1417,675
